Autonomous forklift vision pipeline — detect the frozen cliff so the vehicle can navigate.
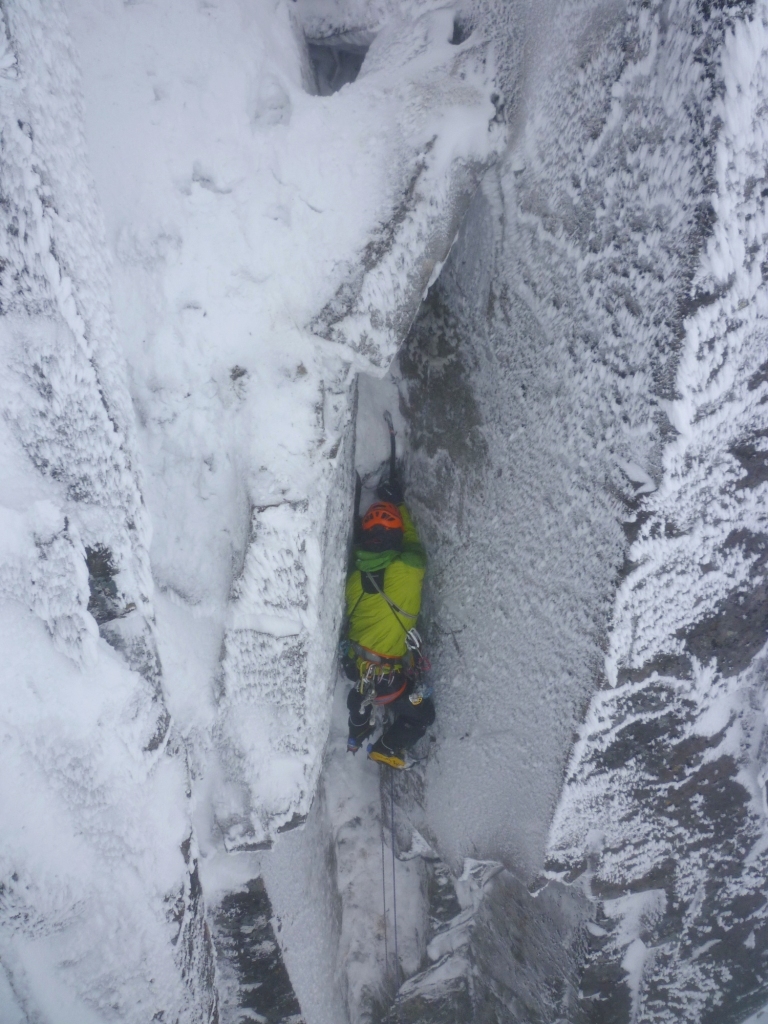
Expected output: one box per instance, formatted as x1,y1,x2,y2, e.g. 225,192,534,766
2,0,768,1022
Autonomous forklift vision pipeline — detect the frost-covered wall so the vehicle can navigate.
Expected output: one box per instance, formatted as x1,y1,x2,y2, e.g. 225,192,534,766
0,3,214,1021
389,0,768,1020
546,7,768,1022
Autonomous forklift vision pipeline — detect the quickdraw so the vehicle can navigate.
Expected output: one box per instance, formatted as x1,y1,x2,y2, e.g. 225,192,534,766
357,661,407,706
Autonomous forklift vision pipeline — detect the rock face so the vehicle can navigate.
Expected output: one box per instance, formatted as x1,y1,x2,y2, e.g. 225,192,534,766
548,657,768,1024
3,0,767,1019
377,0,768,1021
545,5,768,1022
212,877,305,1024
0,3,216,1020
382,859,588,1024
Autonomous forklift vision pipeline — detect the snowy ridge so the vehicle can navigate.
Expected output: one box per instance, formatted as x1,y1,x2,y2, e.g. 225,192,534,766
0,606,211,1024
216,443,351,848
0,0,165,698
547,7,768,1021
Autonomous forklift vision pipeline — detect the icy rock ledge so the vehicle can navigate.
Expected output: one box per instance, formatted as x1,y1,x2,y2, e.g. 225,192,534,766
383,859,587,1024
212,366,357,850
308,8,505,371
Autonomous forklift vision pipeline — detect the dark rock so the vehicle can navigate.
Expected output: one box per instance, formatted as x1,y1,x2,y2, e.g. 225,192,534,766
276,812,308,834
550,662,768,1023
165,836,219,1023
85,544,120,625
380,973,473,1024
426,862,462,930
211,877,304,1024
731,431,768,489
680,531,768,677
384,862,590,1024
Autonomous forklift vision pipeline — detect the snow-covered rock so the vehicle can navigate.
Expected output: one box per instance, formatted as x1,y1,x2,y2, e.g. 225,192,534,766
6,0,767,1019
308,6,505,369
547,8,768,1021
1,0,504,1016
385,858,586,1023
63,0,502,855
0,2,214,1019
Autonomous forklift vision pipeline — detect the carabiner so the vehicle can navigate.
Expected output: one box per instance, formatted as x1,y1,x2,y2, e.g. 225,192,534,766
405,628,422,652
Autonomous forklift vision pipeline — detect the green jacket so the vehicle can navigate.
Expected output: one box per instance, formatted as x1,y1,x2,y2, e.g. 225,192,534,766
346,504,426,659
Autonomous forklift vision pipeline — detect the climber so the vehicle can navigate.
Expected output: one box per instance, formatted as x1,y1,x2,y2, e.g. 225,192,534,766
341,476,435,769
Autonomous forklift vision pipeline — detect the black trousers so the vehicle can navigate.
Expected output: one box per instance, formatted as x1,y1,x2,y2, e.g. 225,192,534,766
347,686,435,751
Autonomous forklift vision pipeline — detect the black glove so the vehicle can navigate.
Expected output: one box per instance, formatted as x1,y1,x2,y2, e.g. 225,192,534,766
376,478,404,505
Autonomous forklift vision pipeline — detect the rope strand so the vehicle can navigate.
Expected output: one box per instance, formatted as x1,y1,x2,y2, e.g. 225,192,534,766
380,809,389,982
390,768,401,1021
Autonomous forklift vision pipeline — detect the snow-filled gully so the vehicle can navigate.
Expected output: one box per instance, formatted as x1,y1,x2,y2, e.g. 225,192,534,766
3,1,768,1023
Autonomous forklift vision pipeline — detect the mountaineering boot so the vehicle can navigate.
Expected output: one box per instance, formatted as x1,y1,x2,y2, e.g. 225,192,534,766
367,737,409,770
347,722,374,754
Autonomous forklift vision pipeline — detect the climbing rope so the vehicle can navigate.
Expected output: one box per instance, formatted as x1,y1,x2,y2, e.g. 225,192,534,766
389,768,401,1021
380,811,389,982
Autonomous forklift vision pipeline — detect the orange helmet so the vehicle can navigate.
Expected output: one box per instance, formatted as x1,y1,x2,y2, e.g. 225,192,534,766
362,501,404,533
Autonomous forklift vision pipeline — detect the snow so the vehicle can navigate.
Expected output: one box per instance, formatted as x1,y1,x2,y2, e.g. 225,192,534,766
63,0,500,856
0,967,26,1024
1,0,501,1017
0,602,195,1021
4,0,767,1018
0,1,217,1017
545,7,768,1018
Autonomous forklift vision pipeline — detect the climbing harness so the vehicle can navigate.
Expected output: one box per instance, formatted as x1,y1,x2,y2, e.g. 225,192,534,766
350,635,431,713
356,661,407,707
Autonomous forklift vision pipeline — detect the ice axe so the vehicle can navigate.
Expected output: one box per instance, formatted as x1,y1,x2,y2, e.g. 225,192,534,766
353,469,362,541
383,410,397,490
354,412,398,540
